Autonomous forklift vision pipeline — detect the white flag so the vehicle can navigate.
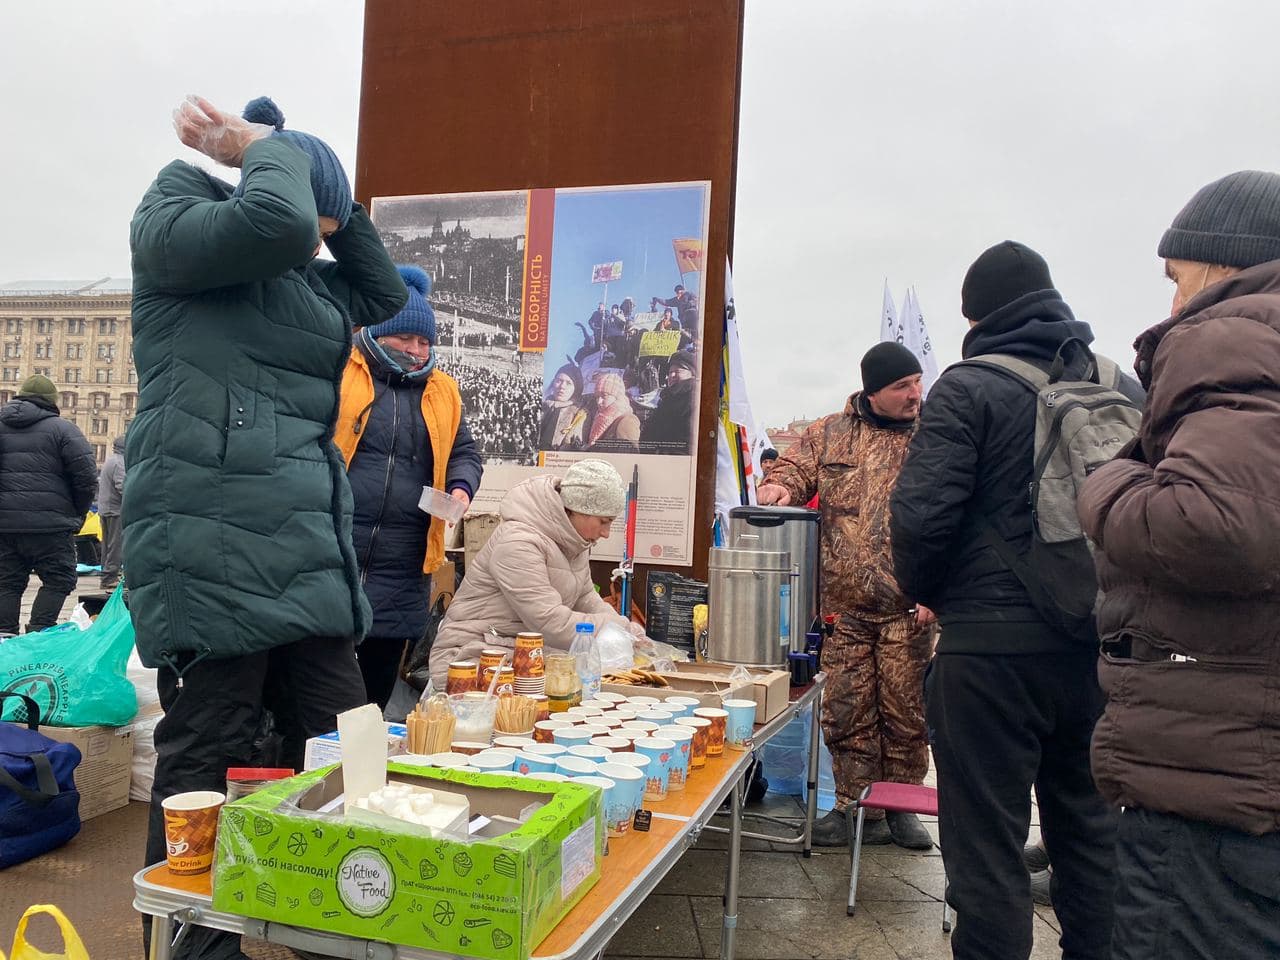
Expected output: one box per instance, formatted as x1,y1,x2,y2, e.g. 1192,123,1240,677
880,280,901,344
716,260,764,530
901,286,940,396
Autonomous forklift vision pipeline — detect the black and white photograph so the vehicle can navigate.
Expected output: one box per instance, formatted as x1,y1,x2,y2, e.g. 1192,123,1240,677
372,191,541,464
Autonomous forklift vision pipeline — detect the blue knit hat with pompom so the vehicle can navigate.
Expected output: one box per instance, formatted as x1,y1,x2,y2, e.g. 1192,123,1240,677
242,96,352,229
365,266,437,343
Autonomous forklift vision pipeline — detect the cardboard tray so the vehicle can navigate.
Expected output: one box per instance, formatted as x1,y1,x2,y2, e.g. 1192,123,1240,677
661,662,791,723
599,672,752,708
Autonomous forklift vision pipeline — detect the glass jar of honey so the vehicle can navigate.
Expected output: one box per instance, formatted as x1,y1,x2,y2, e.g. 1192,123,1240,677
544,654,582,712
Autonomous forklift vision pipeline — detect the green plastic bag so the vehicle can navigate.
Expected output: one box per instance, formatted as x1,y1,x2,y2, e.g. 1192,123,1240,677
0,587,138,727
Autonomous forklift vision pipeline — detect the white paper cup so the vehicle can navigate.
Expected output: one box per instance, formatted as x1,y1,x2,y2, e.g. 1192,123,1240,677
555,756,601,778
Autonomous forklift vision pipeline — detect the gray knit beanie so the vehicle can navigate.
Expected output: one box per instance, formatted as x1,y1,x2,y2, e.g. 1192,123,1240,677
559,459,626,518
1159,170,1280,268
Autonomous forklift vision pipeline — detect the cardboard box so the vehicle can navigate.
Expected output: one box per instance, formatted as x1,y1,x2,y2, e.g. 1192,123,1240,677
599,670,753,708
212,763,603,960
304,723,407,772
664,662,791,723
40,725,133,821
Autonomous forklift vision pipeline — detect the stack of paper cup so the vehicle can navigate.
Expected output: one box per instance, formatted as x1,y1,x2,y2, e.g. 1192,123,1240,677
513,632,546,696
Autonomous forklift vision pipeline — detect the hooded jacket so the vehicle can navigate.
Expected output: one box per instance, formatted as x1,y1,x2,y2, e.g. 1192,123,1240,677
336,336,481,638
766,393,915,620
126,136,407,668
0,396,97,533
1079,260,1280,835
890,290,1143,653
428,475,631,685
97,435,126,516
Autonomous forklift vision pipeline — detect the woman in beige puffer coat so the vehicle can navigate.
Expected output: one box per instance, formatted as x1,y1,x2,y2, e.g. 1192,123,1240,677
428,460,639,687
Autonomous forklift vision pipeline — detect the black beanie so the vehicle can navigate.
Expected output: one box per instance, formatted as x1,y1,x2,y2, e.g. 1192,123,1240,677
1158,170,1280,268
861,342,922,396
961,241,1055,322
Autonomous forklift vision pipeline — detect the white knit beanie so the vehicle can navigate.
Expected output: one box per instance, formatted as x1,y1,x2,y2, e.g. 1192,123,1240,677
559,459,626,518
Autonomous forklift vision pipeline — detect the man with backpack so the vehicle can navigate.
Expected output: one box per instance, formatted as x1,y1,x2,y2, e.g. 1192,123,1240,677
890,241,1143,960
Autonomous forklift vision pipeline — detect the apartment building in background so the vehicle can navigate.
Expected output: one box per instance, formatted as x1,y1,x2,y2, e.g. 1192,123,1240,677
0,279,134,465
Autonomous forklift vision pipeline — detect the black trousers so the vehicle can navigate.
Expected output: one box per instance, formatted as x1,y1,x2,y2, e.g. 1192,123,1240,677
926,651,1116,960
1113,808,1280,960
0,531,77,634
143,635,366,957
357,635,410,712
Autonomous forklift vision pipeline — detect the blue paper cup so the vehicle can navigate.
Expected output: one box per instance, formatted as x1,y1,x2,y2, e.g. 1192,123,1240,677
634,738,676,801
553,727,596,748
514,751,558,775
567,744,613,765
656,726,694,790
576,774,616,842
722,699,757,751
597,762,646,836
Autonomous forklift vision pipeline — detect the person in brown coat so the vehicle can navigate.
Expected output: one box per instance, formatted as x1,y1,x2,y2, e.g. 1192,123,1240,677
1079,170,1280,960
759,342,934,850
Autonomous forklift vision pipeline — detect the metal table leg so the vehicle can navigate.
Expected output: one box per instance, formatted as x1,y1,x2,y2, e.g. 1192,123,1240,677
719,775,744,960
148,913,174,960
803,693,821,857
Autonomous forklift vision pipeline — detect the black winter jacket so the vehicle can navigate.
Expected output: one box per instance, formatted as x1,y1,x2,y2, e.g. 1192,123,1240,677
349,342,482,638
0,397,98,534
890,290,1144,654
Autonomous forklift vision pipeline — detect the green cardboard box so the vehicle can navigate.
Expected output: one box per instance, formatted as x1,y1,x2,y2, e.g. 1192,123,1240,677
212,763,603,960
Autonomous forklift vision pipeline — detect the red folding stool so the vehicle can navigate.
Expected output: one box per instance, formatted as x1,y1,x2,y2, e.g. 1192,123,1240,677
847,781,951,932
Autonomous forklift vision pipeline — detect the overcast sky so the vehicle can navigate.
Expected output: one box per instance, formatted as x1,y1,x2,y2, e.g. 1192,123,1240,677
4,1,1279,428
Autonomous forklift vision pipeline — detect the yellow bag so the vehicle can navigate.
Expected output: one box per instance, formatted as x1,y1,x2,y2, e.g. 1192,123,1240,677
8,905,89,960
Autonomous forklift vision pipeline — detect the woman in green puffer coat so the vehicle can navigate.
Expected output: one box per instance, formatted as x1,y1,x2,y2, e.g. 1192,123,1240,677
127,95,405,956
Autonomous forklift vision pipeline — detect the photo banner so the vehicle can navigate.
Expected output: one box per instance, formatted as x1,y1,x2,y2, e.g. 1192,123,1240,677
371,181,712,565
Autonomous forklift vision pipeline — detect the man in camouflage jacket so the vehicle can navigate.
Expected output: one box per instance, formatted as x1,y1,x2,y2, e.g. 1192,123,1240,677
758,342,934,849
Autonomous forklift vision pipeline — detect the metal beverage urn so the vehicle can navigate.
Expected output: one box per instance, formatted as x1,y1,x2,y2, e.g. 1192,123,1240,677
729,506,820,652
705,547,795,668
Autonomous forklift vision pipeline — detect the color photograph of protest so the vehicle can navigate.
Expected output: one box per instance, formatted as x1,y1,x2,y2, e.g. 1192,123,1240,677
538,182,710,459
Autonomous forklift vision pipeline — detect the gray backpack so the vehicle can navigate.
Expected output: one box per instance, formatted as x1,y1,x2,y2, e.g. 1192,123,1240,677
964,340,1142,644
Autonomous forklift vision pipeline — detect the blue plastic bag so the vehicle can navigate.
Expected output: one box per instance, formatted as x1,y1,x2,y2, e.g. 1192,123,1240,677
0,587,138,727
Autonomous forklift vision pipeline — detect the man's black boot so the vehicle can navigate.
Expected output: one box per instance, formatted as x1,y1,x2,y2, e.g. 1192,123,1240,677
812,807,849,846
886,811,934,850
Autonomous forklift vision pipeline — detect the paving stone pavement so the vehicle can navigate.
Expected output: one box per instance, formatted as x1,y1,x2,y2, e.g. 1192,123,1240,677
2,578,1068,958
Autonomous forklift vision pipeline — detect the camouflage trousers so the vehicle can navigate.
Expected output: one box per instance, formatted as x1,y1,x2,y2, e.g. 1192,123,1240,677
821,612,931,811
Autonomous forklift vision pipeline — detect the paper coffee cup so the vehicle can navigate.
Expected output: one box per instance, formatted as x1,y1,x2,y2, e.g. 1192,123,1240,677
694,708,728,757
162,790,225,876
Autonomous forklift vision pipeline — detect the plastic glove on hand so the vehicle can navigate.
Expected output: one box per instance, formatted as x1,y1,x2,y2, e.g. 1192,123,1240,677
172,95,272,167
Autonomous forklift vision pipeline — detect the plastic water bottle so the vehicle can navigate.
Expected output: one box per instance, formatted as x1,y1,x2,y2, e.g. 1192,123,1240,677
571,623,602,701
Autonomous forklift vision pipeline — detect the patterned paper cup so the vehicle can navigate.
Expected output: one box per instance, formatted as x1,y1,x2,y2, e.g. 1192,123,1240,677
597,762,646,837
675,717,711,768
515,751,558,775
634,738,676,802
162,791,225,876
656,726,694,789
693,708,728,757
533,719,571,743
722,699,758,751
